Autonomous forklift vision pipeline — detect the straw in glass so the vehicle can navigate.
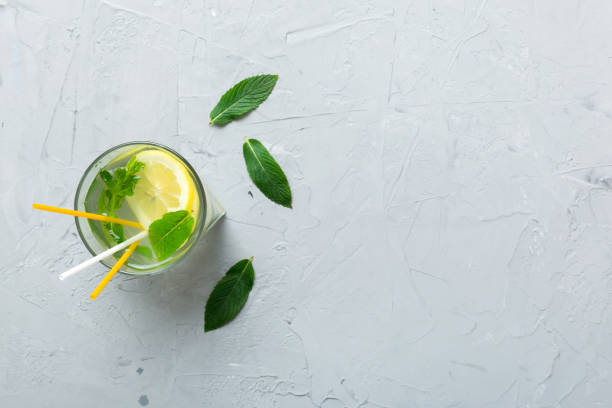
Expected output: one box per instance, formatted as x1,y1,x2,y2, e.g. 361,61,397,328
59,229,148,280
89,241,140,299
33,203,143,229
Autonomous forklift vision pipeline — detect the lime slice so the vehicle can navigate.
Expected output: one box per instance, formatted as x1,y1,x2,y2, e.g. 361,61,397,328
125,149,196,228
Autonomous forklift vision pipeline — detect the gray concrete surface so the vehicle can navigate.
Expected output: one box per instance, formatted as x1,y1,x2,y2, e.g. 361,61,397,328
2,0,612,407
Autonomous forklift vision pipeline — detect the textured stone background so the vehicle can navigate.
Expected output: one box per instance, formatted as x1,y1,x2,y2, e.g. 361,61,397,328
2,0,612,407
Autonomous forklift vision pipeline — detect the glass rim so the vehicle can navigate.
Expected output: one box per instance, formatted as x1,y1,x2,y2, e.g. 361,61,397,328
74,141,207,276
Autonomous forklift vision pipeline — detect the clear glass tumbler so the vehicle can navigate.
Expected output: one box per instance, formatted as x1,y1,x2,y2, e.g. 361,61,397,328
74,141,225,275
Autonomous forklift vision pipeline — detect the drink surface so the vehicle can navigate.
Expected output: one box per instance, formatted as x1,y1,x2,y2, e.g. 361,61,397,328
84,145,200,271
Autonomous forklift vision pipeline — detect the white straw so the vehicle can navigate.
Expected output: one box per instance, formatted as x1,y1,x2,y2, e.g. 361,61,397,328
60,230,148,280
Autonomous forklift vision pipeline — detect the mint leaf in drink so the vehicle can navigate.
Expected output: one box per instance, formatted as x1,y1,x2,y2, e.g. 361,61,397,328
148,210,194,261
209,74,278,125
204,257,255,332
109,222,125,242
134,245,153,259
97,156,145,244
243,138,292,208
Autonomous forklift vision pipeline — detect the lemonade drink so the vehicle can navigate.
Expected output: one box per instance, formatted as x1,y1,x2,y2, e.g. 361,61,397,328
75,142,225,274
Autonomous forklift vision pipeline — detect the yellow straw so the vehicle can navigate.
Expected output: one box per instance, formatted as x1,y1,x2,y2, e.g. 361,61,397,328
89,241,140,300
33,203,143,230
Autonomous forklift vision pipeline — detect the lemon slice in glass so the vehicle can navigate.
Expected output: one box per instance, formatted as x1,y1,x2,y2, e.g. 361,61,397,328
125,149,196,228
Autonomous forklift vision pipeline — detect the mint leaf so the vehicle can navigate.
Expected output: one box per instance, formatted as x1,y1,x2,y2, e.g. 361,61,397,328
126,155,145,175
148,210,194,261
243,138,292,208
109,222,126,242
209,74,278,125
134,245,153,259
97,158,145,245
100,170,113,185
205,257,255,332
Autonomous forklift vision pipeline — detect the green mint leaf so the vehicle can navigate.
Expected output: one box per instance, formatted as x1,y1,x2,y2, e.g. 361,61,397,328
209,74,278,125
134,245,153,259
97,190,109,215
204,257,255,332
100,170,113,186
97,158,145,245
243,138,292,208
114,168,126,182
148,210,194,261
126,155,144,173
109,222,125,242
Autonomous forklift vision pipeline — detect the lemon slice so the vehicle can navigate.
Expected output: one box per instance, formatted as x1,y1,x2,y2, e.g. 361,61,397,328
125,149,196,228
